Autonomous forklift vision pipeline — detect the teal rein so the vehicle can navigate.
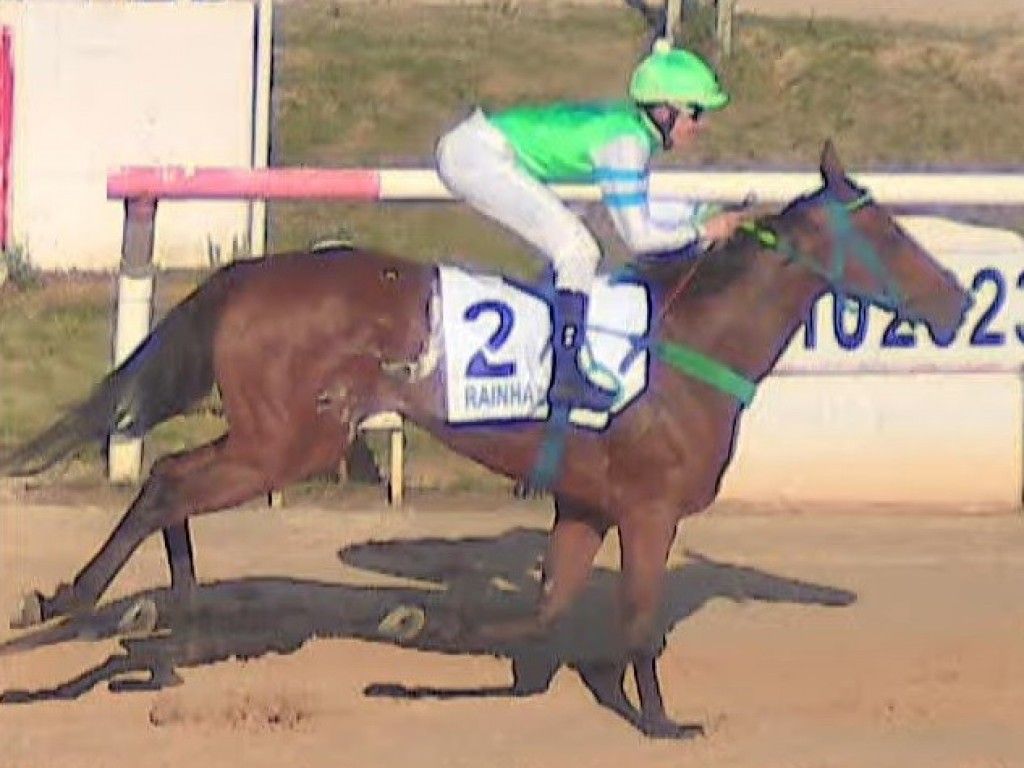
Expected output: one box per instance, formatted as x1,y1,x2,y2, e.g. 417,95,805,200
654,340,757,407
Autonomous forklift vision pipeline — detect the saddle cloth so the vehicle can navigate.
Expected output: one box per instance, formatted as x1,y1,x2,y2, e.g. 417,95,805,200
438,265,651,430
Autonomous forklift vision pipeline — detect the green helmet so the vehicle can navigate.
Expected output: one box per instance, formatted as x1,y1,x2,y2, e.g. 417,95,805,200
629,40,729,111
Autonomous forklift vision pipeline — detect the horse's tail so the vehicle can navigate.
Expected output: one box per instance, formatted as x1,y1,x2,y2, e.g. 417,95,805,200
0,267,238,477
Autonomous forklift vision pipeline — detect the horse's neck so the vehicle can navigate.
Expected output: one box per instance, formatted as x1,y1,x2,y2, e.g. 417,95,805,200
662,215,827,384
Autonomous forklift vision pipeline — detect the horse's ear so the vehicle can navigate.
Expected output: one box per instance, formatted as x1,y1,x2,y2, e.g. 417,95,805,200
819,139,845,186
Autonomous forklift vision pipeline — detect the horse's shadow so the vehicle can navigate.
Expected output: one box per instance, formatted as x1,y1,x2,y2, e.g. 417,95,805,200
0,527,856,723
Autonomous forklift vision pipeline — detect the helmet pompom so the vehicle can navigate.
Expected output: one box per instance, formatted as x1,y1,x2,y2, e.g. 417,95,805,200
652,38,673,55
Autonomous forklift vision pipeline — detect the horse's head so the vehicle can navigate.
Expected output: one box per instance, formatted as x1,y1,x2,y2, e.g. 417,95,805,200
789,141,972,345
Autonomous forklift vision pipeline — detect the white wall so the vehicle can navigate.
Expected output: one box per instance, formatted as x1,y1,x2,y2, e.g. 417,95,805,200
0,1,255,271
719,217,1024,509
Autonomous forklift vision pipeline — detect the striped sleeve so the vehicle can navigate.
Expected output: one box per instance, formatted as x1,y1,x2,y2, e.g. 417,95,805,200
591,136,704,255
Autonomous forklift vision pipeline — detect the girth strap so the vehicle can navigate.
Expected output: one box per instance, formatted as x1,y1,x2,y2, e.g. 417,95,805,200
655,341,757,407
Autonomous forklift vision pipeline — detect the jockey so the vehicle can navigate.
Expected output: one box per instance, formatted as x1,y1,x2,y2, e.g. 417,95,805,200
436,40,744,413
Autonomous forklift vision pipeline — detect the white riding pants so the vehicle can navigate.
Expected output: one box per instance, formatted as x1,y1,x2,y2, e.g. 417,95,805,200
436,109,602,294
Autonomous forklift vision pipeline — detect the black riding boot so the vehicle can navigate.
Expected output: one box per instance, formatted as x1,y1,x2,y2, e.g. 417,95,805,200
549,290,619,412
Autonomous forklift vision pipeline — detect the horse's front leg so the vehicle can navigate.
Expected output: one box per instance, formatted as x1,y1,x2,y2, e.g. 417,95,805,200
617,511,702,740
476,497,608,658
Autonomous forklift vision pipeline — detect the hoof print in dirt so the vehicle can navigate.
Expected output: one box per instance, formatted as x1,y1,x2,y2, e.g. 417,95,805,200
377,604,426,642
116,598,159,637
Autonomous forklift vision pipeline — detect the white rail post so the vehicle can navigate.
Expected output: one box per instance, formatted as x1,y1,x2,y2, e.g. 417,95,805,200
249,0,273,260
665,0,682,42
717,0,735,57
108,197,158,484
359,412,405,507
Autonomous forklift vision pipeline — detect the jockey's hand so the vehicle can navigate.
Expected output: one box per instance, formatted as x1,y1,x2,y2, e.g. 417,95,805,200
699,210,747,243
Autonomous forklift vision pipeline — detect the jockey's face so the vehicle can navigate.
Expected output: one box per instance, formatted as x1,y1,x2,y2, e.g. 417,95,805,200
668,104,703,150
649,103,704,151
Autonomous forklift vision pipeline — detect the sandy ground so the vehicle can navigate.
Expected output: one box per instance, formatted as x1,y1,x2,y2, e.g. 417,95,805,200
1,495,1022,768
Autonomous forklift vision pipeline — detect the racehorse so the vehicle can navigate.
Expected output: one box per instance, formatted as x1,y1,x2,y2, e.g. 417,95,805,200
0,142,970,738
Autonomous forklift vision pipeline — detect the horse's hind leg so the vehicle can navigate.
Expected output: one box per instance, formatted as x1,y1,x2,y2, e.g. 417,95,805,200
24,420,349,625
152,438,236,595
158,412,376,584
79,465,267,614
24,465,196,623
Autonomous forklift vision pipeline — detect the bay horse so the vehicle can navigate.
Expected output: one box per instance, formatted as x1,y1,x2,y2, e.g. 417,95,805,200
1,142,970,738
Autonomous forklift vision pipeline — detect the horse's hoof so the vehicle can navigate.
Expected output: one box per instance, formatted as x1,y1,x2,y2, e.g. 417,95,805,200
10,591,43,630
116,598,159,637
377,604,426,642
640,717,704,741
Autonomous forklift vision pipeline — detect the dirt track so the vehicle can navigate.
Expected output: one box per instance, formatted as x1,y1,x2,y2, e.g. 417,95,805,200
1,499,1023,768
